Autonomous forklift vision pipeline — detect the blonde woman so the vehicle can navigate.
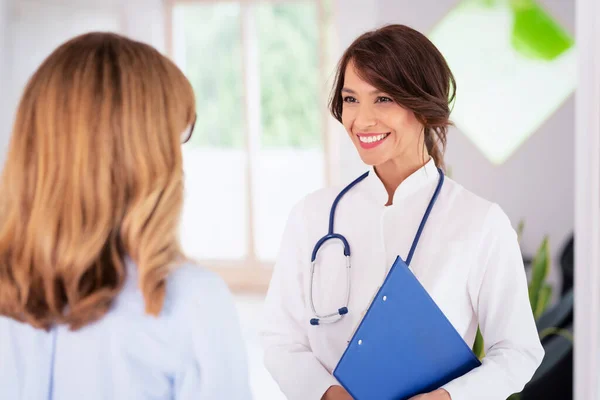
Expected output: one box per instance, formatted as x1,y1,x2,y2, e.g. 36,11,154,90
0,32,251,400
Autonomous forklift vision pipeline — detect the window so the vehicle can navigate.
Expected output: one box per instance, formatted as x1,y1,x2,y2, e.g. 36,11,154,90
169,0,332,291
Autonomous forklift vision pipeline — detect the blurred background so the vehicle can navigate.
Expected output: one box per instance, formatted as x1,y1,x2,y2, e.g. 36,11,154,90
0,0,598,399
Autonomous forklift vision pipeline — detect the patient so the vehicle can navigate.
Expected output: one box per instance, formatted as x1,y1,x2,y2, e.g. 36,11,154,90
0,32,251,400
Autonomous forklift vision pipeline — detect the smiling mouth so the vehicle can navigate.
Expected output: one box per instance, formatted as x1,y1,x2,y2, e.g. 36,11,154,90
356,132,390,149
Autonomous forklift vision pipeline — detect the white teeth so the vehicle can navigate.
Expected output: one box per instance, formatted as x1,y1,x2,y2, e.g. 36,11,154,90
359,133,388,143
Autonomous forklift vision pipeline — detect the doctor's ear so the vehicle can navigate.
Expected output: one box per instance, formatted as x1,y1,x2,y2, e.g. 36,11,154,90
415,113,428,126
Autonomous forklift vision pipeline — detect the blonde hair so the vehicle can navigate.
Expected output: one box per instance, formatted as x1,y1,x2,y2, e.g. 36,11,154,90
0,32,196,330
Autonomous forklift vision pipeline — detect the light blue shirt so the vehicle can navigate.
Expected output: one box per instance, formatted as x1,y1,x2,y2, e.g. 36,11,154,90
0,262,252,400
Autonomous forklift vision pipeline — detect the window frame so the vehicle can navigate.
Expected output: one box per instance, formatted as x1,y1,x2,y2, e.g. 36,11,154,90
165,0,335,293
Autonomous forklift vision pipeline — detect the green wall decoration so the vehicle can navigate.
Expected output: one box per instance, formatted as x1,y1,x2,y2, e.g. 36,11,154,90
510,0,574,61
429,0,576,164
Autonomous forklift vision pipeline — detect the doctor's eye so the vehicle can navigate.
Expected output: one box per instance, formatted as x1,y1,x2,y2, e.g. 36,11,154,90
375,96,393,103
343,96,358,103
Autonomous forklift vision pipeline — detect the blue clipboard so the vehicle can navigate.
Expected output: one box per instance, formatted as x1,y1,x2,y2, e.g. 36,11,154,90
333,256,481,400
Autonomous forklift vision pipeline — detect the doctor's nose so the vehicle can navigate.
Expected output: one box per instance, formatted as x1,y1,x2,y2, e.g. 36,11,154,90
354,105,378,130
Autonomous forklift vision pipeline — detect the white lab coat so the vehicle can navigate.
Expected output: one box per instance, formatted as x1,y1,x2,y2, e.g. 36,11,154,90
260,159,544,400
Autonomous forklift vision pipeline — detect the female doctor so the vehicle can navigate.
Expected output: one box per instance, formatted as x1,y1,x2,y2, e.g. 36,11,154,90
260,24,544,400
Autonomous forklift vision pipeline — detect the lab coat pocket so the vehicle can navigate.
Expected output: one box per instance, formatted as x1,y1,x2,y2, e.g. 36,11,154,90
308,240,349,317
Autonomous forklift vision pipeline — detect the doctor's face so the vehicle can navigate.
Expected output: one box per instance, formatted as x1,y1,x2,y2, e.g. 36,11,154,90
341,62,424,167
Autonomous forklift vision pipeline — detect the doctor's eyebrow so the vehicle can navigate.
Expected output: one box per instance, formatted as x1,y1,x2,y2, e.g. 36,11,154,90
341,88,388,96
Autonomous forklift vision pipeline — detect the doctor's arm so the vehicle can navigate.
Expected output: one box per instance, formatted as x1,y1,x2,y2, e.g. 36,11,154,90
439,204,545,400
260,203,340,400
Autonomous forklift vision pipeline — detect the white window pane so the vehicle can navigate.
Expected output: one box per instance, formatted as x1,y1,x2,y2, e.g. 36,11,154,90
174,3,248,260
181,149,247,260
253,150,325,261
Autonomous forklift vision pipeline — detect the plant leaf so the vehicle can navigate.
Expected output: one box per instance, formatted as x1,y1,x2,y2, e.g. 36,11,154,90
472,326,485,359
528,236,550,315
535,283,552,320
516,220,525,244
539,327,574,342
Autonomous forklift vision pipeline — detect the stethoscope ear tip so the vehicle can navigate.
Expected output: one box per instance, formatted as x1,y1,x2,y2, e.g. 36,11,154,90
310,318,320,326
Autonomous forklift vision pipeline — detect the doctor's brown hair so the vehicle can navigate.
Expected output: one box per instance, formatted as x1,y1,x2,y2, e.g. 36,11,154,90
329,24,456,170
0,32,196,330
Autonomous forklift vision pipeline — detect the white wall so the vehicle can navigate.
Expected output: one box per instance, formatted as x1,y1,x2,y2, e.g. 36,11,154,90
121,0,166,53
0,0,166,169
0,0,8,87
332,0,575,294
574,0,600,397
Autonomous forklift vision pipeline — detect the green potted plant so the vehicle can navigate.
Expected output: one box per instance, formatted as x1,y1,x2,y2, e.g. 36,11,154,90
472,222,572,399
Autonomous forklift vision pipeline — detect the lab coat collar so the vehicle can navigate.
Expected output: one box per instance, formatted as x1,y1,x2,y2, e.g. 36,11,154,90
361,158,439,206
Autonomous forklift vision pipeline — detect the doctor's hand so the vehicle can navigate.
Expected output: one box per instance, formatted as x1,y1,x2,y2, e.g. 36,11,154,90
322,385,353,400
408,388,451,400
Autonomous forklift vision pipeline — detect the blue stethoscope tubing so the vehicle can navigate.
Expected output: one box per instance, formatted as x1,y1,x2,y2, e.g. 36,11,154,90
309,168,445,326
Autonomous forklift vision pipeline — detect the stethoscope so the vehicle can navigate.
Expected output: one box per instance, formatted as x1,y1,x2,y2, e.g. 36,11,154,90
308,167,445,326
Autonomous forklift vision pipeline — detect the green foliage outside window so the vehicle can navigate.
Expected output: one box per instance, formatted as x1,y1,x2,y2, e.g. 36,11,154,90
178,3,321,149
